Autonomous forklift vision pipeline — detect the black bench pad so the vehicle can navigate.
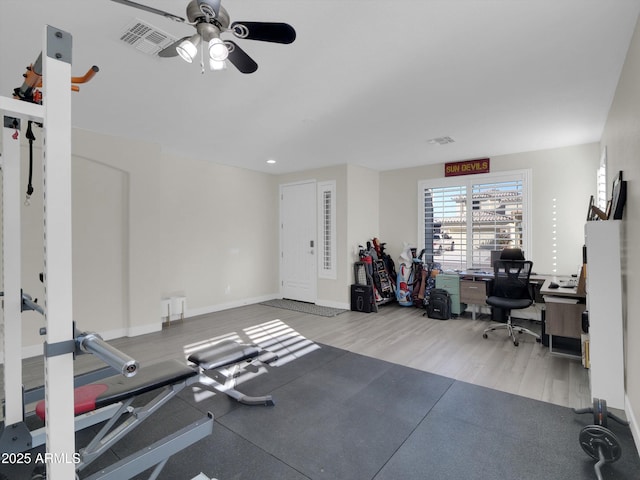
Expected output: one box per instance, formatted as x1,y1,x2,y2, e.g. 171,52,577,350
188,340,261,370
36,359,197,419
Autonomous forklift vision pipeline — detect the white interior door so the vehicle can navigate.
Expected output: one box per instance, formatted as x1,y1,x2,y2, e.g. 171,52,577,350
280,181,317,303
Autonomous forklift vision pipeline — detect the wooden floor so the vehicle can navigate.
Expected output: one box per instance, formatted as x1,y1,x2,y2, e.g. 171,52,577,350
10,302,591,413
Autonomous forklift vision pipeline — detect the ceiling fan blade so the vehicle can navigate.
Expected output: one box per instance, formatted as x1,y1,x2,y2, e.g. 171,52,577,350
110,0,185,22
230,22,296,44
158,37,188,58
225,41,258,74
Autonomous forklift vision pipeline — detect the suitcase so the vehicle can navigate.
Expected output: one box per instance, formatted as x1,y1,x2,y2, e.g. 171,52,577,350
351,284,374,313
426,288,451,320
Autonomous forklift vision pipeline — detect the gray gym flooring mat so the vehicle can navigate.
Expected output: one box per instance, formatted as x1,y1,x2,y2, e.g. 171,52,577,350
3,344,639,479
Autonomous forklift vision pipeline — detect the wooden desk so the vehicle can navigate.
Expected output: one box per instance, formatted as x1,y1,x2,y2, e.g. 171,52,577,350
539,276,583,298
440,272,584,358
540,277,585,358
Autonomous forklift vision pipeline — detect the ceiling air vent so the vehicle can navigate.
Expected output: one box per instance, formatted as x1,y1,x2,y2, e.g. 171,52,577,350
427,136,455,145
119,19,177,56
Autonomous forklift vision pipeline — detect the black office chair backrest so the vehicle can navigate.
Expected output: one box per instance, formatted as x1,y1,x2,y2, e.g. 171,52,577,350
499,248,525,261
491,259,533,300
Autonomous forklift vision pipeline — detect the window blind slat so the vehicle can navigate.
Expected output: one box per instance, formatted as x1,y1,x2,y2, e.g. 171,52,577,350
318,181,336,279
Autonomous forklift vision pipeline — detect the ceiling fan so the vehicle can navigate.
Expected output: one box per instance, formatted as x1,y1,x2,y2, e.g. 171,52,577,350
111,0,296,74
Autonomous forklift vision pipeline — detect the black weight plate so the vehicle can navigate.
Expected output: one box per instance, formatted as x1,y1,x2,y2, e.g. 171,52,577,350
579,425,622,463
593,397,608,428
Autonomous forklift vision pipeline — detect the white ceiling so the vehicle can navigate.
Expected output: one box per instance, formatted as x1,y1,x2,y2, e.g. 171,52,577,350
1,1,639,174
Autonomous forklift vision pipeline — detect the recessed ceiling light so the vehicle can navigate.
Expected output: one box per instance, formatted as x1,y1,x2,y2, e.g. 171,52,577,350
427,136,455,145
266,159,276,164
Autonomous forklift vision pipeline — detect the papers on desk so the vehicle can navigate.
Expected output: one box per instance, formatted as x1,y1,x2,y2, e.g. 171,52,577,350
543,295,580,304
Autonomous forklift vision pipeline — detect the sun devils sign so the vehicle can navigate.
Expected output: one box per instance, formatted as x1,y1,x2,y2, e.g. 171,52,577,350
444,158,490,177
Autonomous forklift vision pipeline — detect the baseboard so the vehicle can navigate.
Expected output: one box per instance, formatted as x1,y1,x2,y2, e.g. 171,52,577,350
185,294,279,318
125,323,161,338
626,393,640,457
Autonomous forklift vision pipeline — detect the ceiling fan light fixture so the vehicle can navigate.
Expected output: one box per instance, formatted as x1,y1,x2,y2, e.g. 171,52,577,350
208,37,229,62
176,34,201,63
198,0,221,18
209,58,227,71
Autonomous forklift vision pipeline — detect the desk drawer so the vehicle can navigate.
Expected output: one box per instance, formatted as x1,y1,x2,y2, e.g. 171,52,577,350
545,301,585,339
435,274,460,293
460,280,488,305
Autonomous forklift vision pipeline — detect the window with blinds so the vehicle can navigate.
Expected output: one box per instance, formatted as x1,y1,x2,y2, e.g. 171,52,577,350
422,184,467,270
318,181,336,279
419,170,530,271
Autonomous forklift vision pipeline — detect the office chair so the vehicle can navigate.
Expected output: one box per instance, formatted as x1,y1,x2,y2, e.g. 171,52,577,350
482,248,540,346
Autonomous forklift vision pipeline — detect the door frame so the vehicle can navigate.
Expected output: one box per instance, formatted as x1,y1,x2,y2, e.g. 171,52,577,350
279,180,317,303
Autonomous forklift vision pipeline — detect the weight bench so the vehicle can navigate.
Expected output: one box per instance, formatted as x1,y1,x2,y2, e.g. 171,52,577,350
34,340,277,477
187,339,278,406
36,359,206,477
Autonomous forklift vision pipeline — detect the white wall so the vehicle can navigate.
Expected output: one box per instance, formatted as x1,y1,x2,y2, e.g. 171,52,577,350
72,156,128,340
2,128,280,357
378,143,600,274
154,151,279,316
600,13,640,448
346,164,380,283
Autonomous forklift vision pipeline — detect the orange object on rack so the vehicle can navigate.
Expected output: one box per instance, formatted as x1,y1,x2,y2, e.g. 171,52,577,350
13,53,99,104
